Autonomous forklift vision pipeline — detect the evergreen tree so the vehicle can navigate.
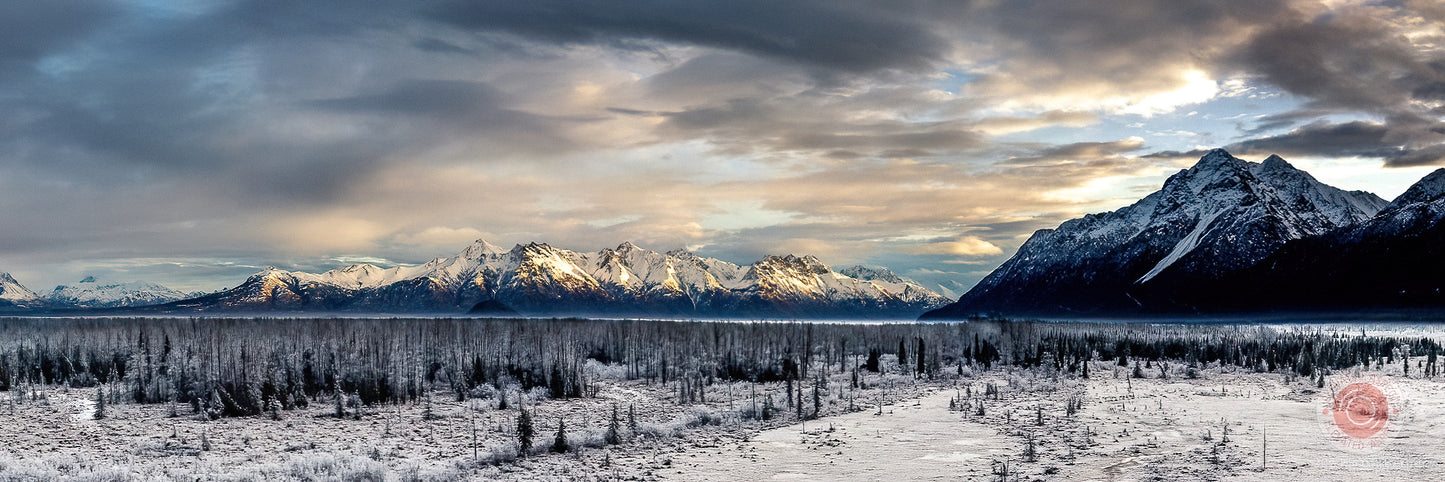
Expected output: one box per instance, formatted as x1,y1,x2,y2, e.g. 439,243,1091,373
549,364,566,399
628,403,638,440
898,339,908,368
93,387,105,420
916,338,926,377
333,382,346,419
552,418,570,453
811,377,821,419
517,408,534,455
605,403,621,445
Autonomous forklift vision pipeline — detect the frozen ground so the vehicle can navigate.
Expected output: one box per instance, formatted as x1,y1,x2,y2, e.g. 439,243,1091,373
0,358,937,481
2,325,1444,480
670,365,1445,480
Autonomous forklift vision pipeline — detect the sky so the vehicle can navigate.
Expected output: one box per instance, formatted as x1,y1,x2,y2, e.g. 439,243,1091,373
1,0,1444,296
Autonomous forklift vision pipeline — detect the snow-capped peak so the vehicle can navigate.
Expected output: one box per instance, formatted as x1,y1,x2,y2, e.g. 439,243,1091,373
461,239,506,259
931,149,1390,317
202,240,947,317
46,277,190,309
318,263,390,289
838,265,907,284
1184,148,1252,177
1390,168,1445,207
1258,154,1293,173
0,272,40,304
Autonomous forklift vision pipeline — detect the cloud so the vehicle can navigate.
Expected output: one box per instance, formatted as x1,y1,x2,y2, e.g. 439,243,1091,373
1228,5,1444,112
427,0,950,75
1226,118,1445,167
1218,2,1445,165
1228,121,1397,158
0,1,118,69
955,0,1292,113
907,237,1004,257
392,226,491,246
974,110,1098,135
1000,138,1147,166
3,0,1444,297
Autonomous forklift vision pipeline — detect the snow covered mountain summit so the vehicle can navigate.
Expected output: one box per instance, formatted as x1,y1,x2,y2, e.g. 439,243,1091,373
170,241,950,318
923,149,1388,318
1187,167,1445,312
0,272,40,309
45,277,193,309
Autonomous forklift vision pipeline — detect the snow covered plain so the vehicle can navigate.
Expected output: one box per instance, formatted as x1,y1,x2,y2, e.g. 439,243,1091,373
675,362,1445,480
2,321,1443,480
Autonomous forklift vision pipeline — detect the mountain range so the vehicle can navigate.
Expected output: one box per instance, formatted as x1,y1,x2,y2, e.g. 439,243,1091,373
12,148,1445,320
923,148,1445,319
0,274,195,310
0,242,950,319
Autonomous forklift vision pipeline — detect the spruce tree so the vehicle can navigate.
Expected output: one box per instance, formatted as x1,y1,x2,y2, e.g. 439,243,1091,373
898,339,908,368
628,403,638,440
916,338,926,377
517,408,534,455
606,404,621,445
93,387,105,420
552,418,570,453
550,364,566,399
811,378,821,419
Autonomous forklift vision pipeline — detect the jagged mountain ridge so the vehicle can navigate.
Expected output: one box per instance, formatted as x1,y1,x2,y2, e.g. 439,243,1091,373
923,149,1389,318
1186,167,1445,312
168,241,950,318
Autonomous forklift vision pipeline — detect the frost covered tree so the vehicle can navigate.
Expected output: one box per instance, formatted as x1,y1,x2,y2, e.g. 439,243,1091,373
605,403,621,445
517,408,534,455
93,387,105,420
551,418,569,453
628,403,638,441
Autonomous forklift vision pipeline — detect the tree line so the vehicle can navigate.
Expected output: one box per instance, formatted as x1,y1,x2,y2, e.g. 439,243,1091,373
0,317,1438,419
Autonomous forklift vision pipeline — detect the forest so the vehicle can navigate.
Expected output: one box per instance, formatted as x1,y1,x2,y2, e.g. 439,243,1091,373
1,317,1438,421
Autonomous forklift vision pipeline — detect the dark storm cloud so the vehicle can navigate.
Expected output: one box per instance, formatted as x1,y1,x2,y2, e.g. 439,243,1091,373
1227,121,1398,159
1227,116,1445,167
428,0,949,75
970,0,1292,82
1390,145,1445,167
1218,2,1445,165
1230,9,1445,112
